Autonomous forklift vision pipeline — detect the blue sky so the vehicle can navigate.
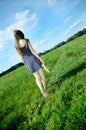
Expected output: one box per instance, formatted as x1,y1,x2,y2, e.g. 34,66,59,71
0,0,86,73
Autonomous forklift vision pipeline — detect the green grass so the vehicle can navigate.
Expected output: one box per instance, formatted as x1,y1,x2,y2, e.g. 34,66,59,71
0,34,86,130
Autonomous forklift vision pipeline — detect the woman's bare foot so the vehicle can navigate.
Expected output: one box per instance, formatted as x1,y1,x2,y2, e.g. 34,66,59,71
41,91,48,98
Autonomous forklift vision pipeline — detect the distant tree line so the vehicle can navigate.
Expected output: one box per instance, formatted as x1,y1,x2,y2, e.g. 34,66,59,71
39,28,86,56
66,28,86,42
0,62,24,77
0,28,86,77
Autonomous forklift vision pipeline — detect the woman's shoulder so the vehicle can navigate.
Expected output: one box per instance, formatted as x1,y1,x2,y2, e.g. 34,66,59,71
19,39,25,42
18,39,27,48
19,39,30,44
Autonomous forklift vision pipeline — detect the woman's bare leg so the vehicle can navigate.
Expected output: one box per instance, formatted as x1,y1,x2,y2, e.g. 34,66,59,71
38,68,47,90
33,71,48,98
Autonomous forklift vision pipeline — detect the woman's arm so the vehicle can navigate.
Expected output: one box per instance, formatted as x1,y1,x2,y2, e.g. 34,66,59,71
28,41,44,64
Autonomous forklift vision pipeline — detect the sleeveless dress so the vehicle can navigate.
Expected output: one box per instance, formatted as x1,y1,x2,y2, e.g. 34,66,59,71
20,45,42,73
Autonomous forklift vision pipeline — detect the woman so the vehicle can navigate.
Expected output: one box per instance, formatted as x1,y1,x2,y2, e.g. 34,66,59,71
13,30,48,98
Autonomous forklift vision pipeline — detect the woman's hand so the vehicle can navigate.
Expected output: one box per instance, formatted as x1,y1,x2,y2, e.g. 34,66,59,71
42,64,50,73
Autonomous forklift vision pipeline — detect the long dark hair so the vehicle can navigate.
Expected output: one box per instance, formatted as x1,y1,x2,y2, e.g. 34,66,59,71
13,30,25,56
14,30,25,40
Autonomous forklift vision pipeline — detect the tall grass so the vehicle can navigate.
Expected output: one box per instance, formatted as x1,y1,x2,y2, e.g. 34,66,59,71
0,34,86,130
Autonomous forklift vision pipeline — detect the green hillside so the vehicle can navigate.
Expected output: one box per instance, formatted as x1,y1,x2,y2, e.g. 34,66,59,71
0,34,86,130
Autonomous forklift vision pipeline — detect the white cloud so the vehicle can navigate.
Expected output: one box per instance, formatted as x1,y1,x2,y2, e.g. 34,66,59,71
0,42,8,49
34,38,52,53
45,30,54,36
0,43,4,49
60,0,66,5
15,10,29,20
34,39,49,48
63,18,86,39
64,16,73,23
0,9,37,50
74,0,81,5
45,27,58,36
48,0,66,7
48,0,56,6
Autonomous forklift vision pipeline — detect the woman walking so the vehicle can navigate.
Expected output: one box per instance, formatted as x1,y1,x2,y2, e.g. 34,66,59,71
13,30,48,98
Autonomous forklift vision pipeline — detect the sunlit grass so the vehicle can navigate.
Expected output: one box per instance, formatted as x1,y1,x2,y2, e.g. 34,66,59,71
0,34,86,130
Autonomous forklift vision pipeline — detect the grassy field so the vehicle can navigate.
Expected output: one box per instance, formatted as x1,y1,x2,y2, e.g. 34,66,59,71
0,34,86,130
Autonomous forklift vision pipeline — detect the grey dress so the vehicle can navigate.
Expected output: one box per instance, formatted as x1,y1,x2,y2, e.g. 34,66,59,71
20,43,42,73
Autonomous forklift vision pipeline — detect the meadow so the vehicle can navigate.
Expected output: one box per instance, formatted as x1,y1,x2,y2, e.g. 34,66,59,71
0,34,86,130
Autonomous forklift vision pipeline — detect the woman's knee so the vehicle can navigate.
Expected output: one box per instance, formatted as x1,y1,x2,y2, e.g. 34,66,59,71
38,69,45,80
33,73,41,81
36,75,41,82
